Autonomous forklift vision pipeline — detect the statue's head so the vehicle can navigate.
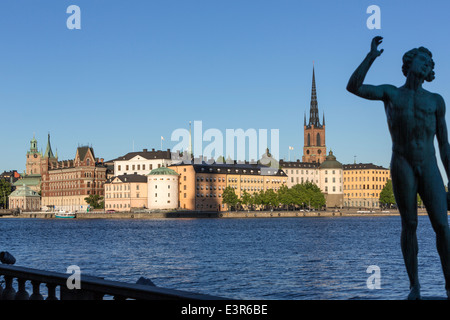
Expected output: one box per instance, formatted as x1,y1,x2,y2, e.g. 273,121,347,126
402,47,435,82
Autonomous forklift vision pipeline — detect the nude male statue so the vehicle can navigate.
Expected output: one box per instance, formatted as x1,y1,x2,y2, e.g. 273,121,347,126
347,36,450,300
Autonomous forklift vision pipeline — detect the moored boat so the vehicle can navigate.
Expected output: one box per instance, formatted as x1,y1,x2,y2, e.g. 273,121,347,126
55,210,76,219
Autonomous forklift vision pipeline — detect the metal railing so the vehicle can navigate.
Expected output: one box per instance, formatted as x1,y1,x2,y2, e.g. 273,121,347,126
0,261,225,300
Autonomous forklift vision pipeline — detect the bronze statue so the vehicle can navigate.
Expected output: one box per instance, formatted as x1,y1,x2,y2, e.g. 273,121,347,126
347,36,450,300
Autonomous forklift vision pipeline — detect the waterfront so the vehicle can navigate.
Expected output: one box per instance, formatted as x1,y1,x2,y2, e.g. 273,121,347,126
0,216,447,300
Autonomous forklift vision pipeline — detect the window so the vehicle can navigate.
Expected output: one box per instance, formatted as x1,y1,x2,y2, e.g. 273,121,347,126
118,165,121,171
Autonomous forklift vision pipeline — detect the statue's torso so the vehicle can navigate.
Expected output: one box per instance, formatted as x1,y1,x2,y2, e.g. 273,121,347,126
384,87,438,163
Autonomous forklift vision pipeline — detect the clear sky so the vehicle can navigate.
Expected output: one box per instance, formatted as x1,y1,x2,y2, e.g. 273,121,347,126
1,0,450,183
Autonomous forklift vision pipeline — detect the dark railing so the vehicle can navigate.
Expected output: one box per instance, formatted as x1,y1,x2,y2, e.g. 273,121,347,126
0,264,226,300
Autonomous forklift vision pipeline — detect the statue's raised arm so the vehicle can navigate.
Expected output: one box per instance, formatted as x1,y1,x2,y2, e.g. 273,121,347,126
347,36,395,101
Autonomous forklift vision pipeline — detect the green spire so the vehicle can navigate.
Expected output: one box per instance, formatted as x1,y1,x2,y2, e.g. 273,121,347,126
44,133,56,159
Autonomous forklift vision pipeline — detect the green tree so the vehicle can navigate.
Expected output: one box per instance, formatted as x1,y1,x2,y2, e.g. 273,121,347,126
264,189,279,210
379,179,396,208
0,180,12,209
240,190,253,211
278,184,294,210
84,194,104,209
222,186,239,211
290,184,306,207
298,182,326,209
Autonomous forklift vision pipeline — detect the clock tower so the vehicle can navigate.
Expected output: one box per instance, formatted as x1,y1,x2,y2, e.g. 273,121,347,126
26,134,42,175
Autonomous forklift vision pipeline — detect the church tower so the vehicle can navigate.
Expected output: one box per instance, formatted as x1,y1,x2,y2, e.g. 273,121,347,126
302,66,326,163
26,134,42,175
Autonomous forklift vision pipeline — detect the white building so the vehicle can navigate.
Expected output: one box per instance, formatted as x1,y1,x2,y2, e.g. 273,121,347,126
279,160,320,187
111,149,173,176
147,167,179,210
318,151,344,208
279,150,344,208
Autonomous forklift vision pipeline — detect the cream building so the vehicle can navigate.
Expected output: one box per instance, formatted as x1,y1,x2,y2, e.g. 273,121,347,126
111,149,173,176
104,174,148,211
147,167,179,210
279,160,320,187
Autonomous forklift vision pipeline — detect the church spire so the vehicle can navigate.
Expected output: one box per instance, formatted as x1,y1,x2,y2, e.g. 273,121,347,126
308,65,322,128
44,133,56,159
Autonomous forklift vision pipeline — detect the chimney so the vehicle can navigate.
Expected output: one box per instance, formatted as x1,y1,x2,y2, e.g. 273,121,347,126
143,149,148,152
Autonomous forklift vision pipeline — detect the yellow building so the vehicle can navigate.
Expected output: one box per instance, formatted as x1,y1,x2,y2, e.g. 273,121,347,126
343,163,390,209
170,162,288,212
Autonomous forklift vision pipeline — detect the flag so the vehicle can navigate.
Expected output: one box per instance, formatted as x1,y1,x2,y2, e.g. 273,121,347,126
161,136,164,140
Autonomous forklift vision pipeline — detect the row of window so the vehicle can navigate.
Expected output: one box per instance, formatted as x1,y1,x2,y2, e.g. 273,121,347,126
49,171,102,180
345,193,381,198
344,170,389,175
344,184,384,190
290,177,319,184
117,163,162,171
344,201,380,207
344,176,388,182
106,203,131,209
106,193,141,198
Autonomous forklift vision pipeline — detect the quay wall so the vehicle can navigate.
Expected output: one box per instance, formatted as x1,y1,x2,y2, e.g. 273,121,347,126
2,209,436,219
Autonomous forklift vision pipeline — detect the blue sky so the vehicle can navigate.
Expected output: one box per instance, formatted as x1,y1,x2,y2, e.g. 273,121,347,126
1,0,450,183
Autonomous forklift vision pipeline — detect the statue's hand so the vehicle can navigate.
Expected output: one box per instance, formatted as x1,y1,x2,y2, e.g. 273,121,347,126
370,36,384,57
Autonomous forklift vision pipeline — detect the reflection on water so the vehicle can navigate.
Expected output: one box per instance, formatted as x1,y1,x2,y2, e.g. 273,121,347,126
0,216,447,299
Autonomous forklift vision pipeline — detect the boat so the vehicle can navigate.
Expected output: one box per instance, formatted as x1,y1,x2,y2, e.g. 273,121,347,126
55,210,76,219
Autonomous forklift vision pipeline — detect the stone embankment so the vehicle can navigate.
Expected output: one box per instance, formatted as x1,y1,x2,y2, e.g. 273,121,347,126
1,208,431,219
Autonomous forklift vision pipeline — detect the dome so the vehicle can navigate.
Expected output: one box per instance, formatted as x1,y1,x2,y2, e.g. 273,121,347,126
319,150,343,169
147,167,179,176
9,185,40,198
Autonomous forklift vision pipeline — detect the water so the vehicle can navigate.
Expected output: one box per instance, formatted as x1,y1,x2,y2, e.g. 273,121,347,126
0,216,447,300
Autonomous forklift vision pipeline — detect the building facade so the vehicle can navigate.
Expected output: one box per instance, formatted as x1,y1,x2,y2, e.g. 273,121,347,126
170,162,288,212
104,174,148,211
41,144,108,212
147,167,179,210
111,149,173,176
343,163,391,209
279,160,320,188
319,151,344,208
280,150,344,208
9,185,41,212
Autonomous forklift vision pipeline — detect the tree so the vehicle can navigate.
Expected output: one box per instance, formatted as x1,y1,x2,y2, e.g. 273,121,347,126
290,184,306,208
84,194,104,209
264,189,279,210
379,179,396,208
300,181,326,209
0,180,12,209
278,185,294,210
240,190,253,211
222,186,239,211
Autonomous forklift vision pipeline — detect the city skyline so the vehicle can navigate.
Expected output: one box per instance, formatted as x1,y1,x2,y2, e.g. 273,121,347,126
2,1,450,184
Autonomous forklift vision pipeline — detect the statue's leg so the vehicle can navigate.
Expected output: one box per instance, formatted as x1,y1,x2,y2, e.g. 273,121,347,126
418,162,450,299
391,154,420,299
